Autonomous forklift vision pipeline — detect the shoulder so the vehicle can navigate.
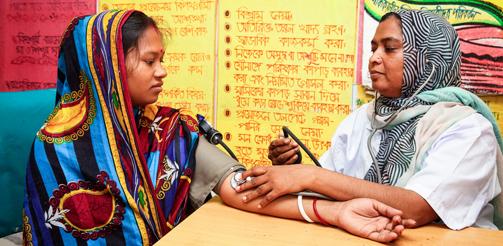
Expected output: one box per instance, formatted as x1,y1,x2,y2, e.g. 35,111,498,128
336,103,371,132
179,114,200,132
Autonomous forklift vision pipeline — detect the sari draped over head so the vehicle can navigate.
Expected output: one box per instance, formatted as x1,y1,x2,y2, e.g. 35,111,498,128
23,10,200,245
364,10,462,184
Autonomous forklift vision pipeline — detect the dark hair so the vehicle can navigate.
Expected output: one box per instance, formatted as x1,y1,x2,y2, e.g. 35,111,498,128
380,12,401,23
121,11,159,57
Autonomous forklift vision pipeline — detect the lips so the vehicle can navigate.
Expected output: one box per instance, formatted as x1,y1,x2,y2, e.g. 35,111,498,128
151,82,163,92
370,71,384,80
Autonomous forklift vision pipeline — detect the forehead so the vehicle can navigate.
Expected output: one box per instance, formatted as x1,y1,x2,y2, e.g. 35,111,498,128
137,26,164,53
372,17,403,42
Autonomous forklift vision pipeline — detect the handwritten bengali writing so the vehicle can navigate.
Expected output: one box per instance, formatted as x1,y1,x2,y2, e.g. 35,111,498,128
236,35,270,46
222,7,355,167
159,100,210,114
14,46,59,57
7,12,87,23
270,11,293,21
279,37,318,48
137,2,173,12
234,60,263,72
10,1,93,11
324,39,346,49
6,80,56,90
237,9,264,22
234,95,344,112
238,157,271,168
171,14,207,24
238,120,261,132
171,26,208,37
296,138,331,152
121,1,213,12
300,127,323,139
11,55,57,65
106,3,136,10
174,0,213,11
234,47,354,66
370,0,480,20
312,116,331,126
11,32,61,65
161,87,206,100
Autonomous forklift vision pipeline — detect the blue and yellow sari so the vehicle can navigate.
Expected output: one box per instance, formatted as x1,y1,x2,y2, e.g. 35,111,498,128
23,10,199,245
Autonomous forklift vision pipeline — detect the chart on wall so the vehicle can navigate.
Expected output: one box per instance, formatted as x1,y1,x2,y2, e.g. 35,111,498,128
216,0,359,167
99,0,217,121
361,0,503,95
0,0,96,91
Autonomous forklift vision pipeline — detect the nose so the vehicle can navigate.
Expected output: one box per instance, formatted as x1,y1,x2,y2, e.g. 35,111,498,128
369,50,383,65
155,64,167,79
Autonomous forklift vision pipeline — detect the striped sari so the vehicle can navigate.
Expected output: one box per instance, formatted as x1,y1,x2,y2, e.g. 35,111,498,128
23,10,198,245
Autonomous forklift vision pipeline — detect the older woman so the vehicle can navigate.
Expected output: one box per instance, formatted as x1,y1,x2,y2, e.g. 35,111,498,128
238,10,502,230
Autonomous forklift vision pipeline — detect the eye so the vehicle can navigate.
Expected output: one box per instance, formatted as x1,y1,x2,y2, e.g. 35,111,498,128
385,47,398,52
145,60,154,65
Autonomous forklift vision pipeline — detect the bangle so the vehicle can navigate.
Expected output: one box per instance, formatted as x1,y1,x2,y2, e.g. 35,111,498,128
312,198,330,226
297,195,313,223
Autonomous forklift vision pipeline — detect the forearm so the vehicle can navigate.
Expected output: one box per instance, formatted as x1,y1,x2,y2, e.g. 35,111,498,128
219,174,335,224
305,166,437,226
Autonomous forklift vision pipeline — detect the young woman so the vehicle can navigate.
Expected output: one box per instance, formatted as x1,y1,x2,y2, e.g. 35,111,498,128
241,10,502,230
23,10,414,245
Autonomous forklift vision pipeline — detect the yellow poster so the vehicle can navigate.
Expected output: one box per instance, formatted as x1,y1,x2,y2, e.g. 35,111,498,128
216,0,359,167
99,0,216,120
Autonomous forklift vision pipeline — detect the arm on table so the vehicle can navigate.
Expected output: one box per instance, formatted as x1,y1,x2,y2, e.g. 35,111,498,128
238,165,436,227
216,173,415,243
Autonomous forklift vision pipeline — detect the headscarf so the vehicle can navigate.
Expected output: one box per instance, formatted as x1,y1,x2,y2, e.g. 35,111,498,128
364,10,461,184
23,10,199,245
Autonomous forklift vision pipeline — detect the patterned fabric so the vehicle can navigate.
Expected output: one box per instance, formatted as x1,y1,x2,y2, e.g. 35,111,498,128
23,10,199,245
364,10,462,184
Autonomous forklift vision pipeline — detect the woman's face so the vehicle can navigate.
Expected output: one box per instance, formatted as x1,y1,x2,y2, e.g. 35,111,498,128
369,16,404,98
126,26,166,107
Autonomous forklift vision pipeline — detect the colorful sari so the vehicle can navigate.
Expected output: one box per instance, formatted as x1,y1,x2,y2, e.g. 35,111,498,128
23,10,199,245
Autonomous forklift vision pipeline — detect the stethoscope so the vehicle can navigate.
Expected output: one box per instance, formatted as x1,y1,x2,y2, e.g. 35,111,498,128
367,65,436,184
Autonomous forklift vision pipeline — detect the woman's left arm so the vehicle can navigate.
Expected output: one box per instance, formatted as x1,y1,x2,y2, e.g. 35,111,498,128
217,173,416,243
237,165,436,227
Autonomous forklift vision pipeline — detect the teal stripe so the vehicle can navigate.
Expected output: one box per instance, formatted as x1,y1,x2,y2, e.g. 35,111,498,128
418,87,503,152
33,140,58,193
54,142,83,182
148,151,160,188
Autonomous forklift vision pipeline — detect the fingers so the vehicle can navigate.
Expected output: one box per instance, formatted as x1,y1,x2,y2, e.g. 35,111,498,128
241,166,267,180
268,138,298,165
373,200,403,218
368,231,398,243
242,183,271,204
237,170,267,192
258,190,281,208
401,219,417,228
272,148,300,165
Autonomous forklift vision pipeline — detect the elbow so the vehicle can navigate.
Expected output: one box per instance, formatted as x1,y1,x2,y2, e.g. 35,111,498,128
216,174,243,209
404,196,438,227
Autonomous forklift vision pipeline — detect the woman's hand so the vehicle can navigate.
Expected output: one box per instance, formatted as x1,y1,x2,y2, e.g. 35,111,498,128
237,165,316,207
329,198,416,243
268,137,299,165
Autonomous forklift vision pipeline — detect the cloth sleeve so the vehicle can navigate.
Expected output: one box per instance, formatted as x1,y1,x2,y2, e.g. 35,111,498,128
319,104,372,174
404,113,501,230
189,136,245,209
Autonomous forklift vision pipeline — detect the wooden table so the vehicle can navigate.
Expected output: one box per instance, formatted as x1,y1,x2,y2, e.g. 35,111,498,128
156,197,503,245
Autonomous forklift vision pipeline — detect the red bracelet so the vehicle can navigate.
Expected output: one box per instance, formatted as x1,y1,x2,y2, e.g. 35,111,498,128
312,198,331,226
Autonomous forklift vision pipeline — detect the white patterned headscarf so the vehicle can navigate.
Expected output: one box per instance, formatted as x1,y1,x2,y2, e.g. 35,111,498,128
364,10,461,184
